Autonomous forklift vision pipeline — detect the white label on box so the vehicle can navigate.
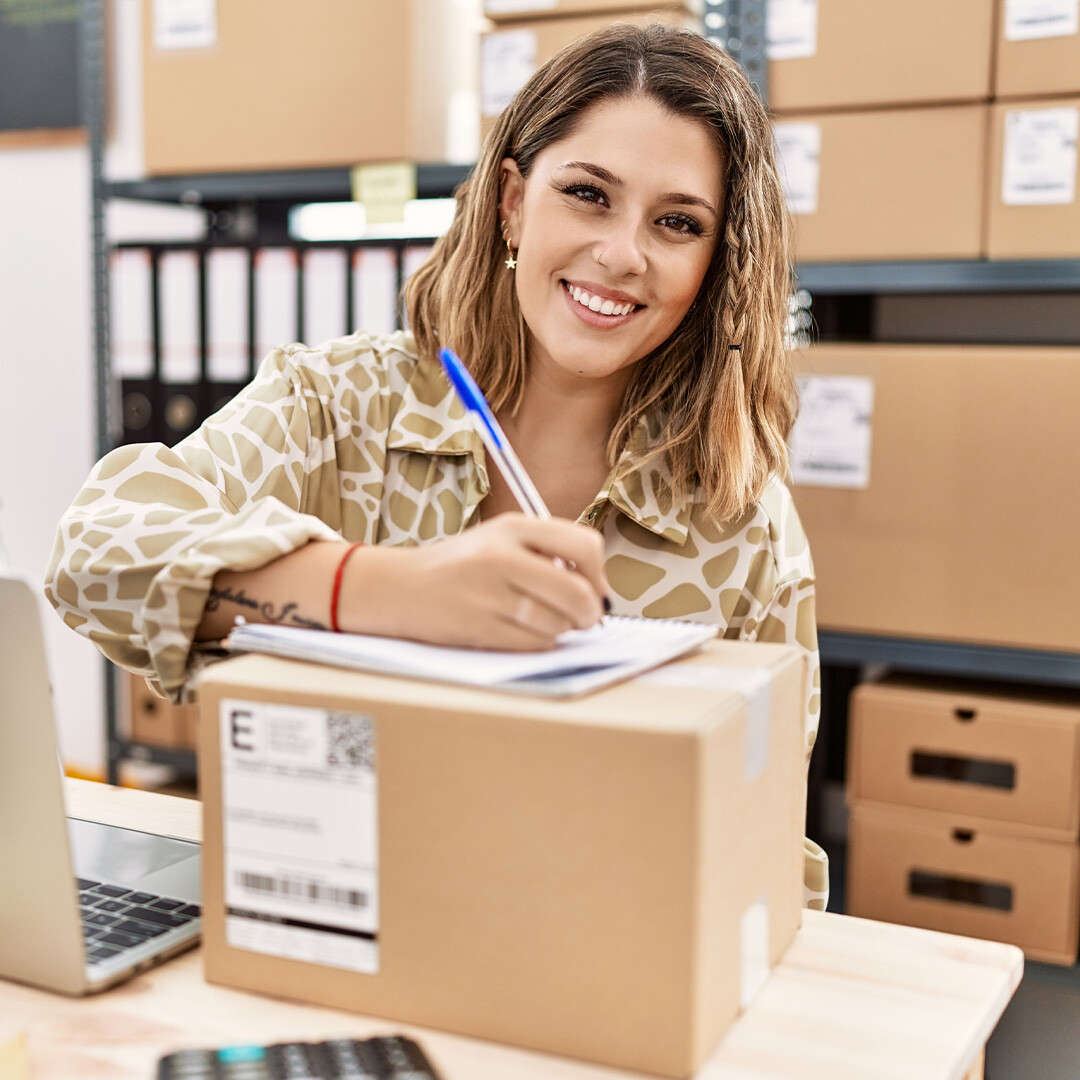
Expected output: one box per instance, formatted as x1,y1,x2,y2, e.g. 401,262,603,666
482,29,538,117
1001,107,1080,205
773,122,821,214
789,375,874,489
485,0,557,11
766,0,818,59
221,699,379,974
1004,0,1079,40
636,666,772,782
739,896,771,1009
153,0,217,51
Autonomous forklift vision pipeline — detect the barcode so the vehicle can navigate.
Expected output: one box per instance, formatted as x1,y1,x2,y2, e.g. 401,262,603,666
237,871,368,909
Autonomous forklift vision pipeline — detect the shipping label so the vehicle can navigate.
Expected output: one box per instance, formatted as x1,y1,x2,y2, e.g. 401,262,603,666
766,0,818,59
1005,0,1079,40
221,699,379,973
1001,107,1080,206
789,375,874,489
153,0,217,51
482,30,538,117
773,122,821,214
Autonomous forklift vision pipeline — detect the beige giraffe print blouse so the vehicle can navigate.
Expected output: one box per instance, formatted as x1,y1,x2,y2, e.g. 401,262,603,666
44,330,828,908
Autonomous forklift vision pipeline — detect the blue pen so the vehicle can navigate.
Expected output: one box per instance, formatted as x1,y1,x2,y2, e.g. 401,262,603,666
438,347,551,519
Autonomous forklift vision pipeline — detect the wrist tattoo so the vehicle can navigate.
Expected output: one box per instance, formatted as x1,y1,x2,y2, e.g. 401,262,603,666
207,586,326,631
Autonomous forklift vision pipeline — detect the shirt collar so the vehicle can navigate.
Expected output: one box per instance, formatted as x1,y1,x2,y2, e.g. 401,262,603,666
385,345,691,544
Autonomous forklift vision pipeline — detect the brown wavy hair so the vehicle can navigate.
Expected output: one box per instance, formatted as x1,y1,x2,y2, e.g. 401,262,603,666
405,22,796,524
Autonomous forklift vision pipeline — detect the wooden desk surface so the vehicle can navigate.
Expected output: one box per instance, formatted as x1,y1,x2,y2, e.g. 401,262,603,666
1,780,1023,1080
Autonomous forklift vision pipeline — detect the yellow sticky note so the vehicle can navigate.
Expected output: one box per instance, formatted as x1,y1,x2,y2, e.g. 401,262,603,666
351,163,417,225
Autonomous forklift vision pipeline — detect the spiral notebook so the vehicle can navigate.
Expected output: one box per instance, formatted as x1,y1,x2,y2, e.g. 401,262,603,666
226,617,719,698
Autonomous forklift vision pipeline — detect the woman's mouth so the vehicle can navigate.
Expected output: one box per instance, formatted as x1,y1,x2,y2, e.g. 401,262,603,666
561,280,643,324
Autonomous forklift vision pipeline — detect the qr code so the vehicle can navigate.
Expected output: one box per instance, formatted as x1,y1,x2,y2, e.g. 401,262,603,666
325,712,375,771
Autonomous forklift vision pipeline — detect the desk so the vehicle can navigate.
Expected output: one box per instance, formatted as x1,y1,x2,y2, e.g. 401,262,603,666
2,780,1022,1080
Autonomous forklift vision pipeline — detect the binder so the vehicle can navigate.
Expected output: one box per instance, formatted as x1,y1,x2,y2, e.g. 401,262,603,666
206,247,251,383
254,248,299,358
351,247,399,336
302,248,349,346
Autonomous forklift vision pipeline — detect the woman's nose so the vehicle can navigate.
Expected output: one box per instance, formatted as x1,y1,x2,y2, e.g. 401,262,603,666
593,218,648,277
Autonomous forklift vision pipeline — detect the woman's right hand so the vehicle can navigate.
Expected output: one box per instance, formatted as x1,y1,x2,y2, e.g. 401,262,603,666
337,514,609,651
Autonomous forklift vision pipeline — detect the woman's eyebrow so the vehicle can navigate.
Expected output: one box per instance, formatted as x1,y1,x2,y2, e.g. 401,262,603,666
559,161,718,218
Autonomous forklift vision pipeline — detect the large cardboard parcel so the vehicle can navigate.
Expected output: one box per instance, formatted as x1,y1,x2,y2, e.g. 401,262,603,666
847,802,1080,965
986,96,1080,258
788,343,1080,654
773,105,988,262
849,677,1080,838
143,0,478,175
197,641,806,1078
483,0,703,20
994,4,1080,98
768,0,995,112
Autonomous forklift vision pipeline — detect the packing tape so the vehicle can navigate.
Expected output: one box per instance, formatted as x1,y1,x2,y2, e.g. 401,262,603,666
739,895,771,1010
637,665,773,782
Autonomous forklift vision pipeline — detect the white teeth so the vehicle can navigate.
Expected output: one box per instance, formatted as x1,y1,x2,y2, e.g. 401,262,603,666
567,283,635,317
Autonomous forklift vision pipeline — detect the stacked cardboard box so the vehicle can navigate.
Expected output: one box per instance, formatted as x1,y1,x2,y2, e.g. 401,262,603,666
141,0,480,175
769,0,996,262
479,2,701,144
846,676,1080,965
986,5,1080,257
788,342,1080,655
196,640,806,1076
127,672,198,751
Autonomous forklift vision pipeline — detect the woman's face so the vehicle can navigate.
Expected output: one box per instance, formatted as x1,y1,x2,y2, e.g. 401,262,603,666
499,94,724,391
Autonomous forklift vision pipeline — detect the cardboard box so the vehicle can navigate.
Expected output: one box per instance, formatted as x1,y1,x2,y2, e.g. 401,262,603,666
985,97,1080,258
847,802,1080,965
849,677,1080,837
484,0,702,19
768,0,995,112
481,9,699,140
197,641,806,1077
142,0,478,175
774,104,988,261
788,343,1080,654
127,672,198,750
994,5,1080,98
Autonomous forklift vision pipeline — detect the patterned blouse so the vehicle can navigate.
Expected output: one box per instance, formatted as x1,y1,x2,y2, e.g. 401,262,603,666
44,330,828,908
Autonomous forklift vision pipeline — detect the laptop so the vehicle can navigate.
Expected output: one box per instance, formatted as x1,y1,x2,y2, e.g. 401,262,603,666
0,570,202,995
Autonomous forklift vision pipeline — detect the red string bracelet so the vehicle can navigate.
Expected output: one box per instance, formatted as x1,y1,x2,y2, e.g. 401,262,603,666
330,541,364,633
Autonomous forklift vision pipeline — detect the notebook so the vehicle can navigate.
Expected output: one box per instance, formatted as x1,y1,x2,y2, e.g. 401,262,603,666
0,571,202,996
227,615,719,697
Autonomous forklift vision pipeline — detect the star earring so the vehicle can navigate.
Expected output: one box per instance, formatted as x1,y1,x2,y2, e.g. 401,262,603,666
501,220,517,270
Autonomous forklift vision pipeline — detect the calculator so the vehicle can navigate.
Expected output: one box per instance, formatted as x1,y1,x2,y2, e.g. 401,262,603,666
156,1034,442,1079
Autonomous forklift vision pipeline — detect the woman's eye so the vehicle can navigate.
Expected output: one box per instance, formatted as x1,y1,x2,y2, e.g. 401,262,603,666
659,213,703,236
564,184,606,205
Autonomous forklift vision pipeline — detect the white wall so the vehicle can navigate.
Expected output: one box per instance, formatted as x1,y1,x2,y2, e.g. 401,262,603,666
0,145,104,774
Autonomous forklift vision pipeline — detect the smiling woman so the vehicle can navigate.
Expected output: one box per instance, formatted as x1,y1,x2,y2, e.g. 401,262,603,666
46,24,827,907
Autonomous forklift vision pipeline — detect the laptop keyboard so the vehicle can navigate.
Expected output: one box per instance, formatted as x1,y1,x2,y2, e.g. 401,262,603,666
78,877,200,965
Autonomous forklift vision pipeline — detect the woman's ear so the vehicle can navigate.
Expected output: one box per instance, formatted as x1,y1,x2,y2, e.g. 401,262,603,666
498,158,525,244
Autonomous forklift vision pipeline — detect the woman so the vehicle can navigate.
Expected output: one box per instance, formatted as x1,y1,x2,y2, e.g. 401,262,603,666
46,24,826,906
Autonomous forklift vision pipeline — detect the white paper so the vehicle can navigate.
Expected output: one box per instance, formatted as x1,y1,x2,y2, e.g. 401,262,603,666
766,0,818,59
302,249,349,347
789,375,874,489
159,250,200,384
773,122,821,215
1001,107,1080,206
482,29,537,118
153,0,217,50
1005,0,1079,40
110,249,154,379
206,248,250,383
739,897,770,1009
254,249,299,359
637,665,772,781
221,698,379,974
228,617,718,698
352,248,399,336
